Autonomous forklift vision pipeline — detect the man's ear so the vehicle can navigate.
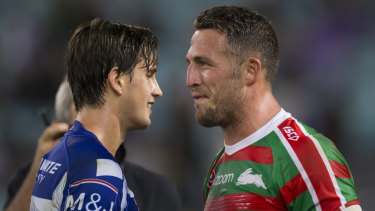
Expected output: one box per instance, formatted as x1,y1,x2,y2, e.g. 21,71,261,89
108,67,125,95
244,57,262,86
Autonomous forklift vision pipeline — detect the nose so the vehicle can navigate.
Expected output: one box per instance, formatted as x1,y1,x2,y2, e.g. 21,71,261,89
152,78,163,98
186,63,200,87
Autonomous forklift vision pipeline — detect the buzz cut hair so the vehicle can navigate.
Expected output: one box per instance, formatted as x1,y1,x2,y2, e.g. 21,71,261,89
194,6,279,83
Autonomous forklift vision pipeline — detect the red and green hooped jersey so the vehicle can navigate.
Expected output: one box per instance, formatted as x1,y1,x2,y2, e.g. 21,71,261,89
203,109,360,211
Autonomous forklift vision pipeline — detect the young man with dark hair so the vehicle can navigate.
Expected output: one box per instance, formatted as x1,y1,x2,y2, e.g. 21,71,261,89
5,77,181,211
186,6,361,210
31,18,162,210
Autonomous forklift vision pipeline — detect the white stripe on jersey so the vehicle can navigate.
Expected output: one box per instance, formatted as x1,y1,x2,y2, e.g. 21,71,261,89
52,172,67,209
96,159,123,179
342,205,362,211
30,196,59,211
121,179,127,210
275,128,322,211
30,172,67,211
294,119,347,207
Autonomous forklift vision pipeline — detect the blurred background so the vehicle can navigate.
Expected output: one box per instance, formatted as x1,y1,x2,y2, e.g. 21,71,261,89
0,0,374,210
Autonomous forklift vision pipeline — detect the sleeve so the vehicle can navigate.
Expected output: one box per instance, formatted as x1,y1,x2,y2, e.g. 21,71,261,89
277,118,361,211
342,205,362,211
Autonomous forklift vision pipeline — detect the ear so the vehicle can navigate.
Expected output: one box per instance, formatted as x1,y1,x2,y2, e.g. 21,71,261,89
243,57,262,86
108,67,125,95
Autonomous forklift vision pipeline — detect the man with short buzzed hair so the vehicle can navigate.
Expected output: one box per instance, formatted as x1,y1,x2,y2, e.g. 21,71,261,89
186,6,361,211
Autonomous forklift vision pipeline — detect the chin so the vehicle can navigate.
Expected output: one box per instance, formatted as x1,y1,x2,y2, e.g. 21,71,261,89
137,119,152,130
127,117,152,131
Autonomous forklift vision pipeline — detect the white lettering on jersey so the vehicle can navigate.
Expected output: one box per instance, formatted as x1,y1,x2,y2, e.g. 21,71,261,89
36,173,45,184
213,173,234,186
65,193,115,211
283,126,300,141
49,163,62,174
65,193,85,210
39,158,62,174
236,168,267,189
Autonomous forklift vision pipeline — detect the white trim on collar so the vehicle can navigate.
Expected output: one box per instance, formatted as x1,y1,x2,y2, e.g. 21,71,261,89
224,108,291,155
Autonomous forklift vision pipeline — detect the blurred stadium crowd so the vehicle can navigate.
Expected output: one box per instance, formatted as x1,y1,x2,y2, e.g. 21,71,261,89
0,0,374,210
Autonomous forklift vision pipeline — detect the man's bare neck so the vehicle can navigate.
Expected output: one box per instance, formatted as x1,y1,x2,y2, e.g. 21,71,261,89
222,92,280,146
76,107,125,157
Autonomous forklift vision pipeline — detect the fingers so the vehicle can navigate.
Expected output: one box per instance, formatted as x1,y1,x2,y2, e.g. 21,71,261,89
34,122,70,163
41,122,70,141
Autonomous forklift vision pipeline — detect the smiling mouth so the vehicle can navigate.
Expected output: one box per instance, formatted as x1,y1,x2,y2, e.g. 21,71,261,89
193,96,208,104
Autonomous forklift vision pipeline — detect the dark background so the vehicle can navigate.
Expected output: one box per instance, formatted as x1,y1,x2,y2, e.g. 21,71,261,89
1,0,374,210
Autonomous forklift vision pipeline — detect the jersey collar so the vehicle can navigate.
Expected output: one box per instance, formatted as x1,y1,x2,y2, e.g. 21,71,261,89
224,108,291,155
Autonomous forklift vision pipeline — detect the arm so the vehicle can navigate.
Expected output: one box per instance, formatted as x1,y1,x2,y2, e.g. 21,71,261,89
5,122,69,211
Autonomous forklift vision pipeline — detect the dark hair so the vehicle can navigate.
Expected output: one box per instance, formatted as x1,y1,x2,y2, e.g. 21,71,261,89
194,6,279,83
66,18,158,111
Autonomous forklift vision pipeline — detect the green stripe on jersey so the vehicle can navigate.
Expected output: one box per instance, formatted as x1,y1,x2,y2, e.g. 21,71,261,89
203,118,359,209
264,131,301,189
336,177,358,203
287,190,316,211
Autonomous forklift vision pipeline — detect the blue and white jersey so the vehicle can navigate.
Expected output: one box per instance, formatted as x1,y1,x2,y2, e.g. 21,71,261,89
31,120,138,211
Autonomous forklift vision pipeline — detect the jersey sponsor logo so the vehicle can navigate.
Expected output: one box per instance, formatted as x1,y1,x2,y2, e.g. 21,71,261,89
212,173,234,186
207,169,216,189
65,193,115,211
39,158,62,174
236,168,267,189
282,126,300,141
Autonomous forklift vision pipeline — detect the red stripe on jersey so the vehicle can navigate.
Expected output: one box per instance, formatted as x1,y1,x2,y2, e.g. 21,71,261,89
280,173,308,205
329,160,351,179
204,192,285,211
70,179,118,193
204,157,221,203
218,146,273,165
279,118,342,210
345,199,360,207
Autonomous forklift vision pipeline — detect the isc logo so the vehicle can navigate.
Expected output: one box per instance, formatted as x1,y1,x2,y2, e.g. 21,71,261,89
283,126,299,141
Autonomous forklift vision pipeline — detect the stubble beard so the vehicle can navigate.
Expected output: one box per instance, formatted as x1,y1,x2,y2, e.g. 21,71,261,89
195,79,244,128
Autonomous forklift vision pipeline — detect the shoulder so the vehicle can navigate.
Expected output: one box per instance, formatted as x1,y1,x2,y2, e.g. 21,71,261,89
274,117,359,210
63,136,122,182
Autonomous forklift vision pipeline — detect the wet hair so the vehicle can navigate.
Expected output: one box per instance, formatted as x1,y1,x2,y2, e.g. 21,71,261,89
194,6,279,82
66,18,158,111
55,74,127,163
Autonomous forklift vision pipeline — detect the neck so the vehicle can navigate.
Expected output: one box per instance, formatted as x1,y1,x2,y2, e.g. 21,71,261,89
76,105,126,157
222,89,280,146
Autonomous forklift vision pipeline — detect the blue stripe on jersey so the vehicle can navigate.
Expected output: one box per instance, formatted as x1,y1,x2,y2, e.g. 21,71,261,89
31,120,138,211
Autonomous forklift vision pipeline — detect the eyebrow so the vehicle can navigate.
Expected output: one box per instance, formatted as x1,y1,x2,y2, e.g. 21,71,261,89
186,56,212,64
147,66,157,74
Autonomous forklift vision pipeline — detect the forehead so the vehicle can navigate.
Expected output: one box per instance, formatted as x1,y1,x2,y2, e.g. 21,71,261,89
135,57,157,69
187,29,227,58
